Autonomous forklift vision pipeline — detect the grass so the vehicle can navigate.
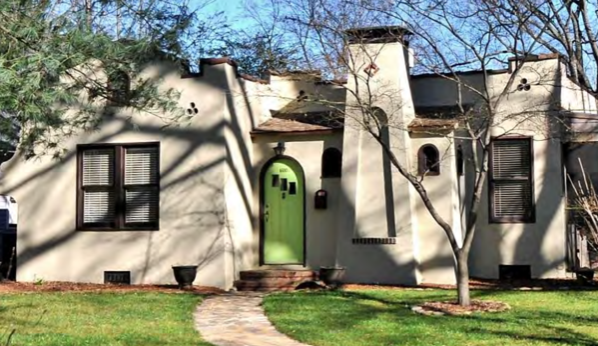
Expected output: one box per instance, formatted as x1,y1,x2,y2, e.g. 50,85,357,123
0,292,211,346
263,289,598,346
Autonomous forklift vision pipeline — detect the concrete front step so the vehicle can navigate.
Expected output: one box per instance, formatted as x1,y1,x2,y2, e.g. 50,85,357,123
235,269,318,292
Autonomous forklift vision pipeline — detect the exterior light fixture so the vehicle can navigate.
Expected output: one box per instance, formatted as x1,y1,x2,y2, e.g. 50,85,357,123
273,142,286,156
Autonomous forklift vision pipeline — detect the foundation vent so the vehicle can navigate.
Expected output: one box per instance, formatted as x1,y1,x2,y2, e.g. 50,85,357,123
352,238,396,245
104,271,131,285
498,265,531,280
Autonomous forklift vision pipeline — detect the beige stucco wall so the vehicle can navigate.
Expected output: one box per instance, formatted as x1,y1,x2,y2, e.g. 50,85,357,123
4,36,591,289
471,59,569,279
0,61,262,288
560,68,598,113
411,57,573,280
333,40,422,285
410,134,461,284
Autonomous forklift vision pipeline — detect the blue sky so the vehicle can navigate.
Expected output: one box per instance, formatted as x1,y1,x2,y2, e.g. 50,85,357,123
191,0,255,29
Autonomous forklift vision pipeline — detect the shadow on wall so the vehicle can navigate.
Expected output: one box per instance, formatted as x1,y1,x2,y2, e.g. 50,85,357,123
0,57,567,286
0,63,259,285
469,65,578,279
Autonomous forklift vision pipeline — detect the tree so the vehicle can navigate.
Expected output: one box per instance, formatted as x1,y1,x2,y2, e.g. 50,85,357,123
201,30,300,79
0,0,219,159
483,0,598,96
256,0,567,306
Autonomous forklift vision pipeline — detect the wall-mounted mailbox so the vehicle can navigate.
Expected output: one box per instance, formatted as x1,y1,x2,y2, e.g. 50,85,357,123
315,190,328,209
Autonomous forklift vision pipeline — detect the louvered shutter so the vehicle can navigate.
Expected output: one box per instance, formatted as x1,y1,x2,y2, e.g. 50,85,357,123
82,149,115,224
124,147,159,224
491,139,534,222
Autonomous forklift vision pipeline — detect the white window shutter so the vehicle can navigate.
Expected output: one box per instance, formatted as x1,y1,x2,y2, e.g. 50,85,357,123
84,189,115,223
125,147,159,185
125,187,159,223
82,149,114,186
82,149,115,224
124,146,159,224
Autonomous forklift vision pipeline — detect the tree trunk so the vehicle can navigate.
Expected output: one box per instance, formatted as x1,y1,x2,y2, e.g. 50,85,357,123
456,251,470,306
85,0,92,30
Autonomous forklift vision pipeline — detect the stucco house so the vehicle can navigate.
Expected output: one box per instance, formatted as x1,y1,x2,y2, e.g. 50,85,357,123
1,26,597,289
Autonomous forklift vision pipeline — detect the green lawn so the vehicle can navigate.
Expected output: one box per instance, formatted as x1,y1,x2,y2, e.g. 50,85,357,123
263,289,598,346
0,292,211,346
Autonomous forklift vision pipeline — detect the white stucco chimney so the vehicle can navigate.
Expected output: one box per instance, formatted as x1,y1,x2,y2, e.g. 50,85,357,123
344,26,414,78
343,25,416,121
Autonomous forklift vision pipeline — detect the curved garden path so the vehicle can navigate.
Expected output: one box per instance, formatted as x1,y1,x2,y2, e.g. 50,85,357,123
194,293,312,346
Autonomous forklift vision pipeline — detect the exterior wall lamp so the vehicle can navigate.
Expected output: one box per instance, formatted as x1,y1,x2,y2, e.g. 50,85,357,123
273,142,286,156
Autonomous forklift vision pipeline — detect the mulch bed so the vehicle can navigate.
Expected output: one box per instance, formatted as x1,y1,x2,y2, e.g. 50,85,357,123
413,300,511,316
0,280,225,294
341,277,598,291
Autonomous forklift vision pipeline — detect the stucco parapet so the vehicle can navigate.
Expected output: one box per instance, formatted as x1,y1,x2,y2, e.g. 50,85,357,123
180,57,268,84
508,53,561,63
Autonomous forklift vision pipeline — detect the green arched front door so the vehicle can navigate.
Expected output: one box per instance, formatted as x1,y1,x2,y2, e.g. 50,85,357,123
262,158,305,264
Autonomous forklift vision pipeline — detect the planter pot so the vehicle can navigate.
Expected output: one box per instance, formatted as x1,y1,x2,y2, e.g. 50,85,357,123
319,266,346,286
172,265,198,289
576,268,595,284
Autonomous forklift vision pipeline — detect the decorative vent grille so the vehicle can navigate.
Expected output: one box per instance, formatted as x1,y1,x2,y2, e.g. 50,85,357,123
498,265,531,280
352,238,396,245
104,271,131,285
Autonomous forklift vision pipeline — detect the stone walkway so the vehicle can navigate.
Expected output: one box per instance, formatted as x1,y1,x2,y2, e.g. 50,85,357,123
194,293,312,346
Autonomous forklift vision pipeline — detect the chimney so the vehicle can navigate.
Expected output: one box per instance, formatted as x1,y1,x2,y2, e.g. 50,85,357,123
344,26,414,76
344,25,413,45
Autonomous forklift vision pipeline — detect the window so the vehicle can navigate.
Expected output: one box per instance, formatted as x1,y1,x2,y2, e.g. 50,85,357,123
77,143,159,230
456,145,464,176
321,148,342,178
107,69,131,106
489,137,534,223
418,144,440,175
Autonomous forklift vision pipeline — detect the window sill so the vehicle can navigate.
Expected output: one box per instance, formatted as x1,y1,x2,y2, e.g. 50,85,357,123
489,218,536,224
76,227,160,232
419,172,440,176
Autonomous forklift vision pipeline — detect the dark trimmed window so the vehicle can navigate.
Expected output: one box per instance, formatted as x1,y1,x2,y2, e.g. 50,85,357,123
321,148,342,178
456,145,464,176
77,143,160,230
489,137,534,223
418,144,440,175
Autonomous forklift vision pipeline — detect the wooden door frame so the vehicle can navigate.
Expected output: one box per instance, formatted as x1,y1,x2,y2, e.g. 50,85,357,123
259,155,306,266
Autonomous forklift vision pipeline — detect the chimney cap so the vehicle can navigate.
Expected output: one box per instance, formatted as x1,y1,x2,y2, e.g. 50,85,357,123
345,26,413,44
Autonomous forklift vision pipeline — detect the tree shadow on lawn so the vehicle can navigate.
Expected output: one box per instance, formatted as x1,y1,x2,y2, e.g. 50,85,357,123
273,290,598,346
462,320,598,346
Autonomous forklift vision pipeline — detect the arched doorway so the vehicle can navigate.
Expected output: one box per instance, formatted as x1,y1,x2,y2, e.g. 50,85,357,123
260,157,305,265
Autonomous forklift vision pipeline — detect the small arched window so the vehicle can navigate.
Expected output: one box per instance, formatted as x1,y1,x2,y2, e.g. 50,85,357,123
107,69,131,106
418,144,440,176
322,148,342,178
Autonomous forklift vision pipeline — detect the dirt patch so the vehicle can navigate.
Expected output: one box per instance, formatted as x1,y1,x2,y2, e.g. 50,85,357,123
0,280,225,294
413,300,511,316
